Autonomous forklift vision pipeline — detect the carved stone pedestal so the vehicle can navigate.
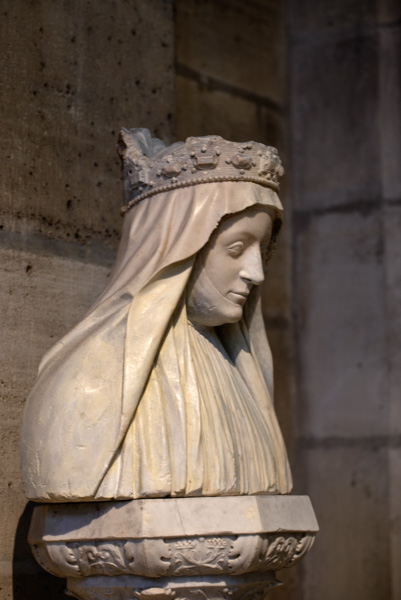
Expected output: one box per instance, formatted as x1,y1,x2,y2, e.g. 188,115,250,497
28,496,318,600
67,573,280,600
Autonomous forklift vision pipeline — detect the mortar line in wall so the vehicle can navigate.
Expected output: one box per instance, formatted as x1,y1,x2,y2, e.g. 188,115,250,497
299,434,401,450
289,20,400,49
176,63,283,114
385,197,401,206
292,198,380,220
0,229,116,267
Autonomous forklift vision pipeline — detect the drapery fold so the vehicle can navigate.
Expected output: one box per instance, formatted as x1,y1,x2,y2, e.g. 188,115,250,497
21,182,292,502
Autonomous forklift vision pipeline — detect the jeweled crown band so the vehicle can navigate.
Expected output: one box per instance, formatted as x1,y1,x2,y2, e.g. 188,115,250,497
118,130,284,215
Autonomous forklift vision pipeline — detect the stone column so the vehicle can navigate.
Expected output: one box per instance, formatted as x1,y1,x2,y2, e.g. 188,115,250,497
286,0,401,598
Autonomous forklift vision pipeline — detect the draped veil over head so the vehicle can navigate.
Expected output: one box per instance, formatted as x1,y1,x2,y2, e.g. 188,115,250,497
21,131,292,502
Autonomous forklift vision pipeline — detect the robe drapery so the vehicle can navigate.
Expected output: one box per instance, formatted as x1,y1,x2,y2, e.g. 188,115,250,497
21,181,292,501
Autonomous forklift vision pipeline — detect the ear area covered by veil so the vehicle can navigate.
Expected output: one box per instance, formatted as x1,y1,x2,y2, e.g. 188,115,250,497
20,181,288,502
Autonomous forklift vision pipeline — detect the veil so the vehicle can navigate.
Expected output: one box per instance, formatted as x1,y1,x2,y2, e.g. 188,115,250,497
21,162,290,501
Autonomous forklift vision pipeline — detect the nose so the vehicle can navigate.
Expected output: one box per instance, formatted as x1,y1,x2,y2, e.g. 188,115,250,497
239,246,265,286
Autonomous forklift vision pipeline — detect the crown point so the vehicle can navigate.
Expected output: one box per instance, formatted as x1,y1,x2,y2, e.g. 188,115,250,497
122,135,282,212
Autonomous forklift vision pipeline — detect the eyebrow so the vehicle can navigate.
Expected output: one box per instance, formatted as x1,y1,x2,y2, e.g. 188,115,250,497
222,229,271,243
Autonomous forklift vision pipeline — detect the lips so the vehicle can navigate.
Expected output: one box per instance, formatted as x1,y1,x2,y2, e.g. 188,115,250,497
228,290,249,304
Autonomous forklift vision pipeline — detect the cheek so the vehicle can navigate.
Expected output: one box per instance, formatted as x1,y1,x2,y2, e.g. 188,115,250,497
204,256,239,295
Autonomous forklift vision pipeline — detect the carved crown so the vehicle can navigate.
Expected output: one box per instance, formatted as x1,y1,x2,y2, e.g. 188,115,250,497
118,130,284,214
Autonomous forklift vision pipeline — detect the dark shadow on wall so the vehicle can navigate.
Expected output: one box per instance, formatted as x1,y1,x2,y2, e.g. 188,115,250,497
13,501,66,599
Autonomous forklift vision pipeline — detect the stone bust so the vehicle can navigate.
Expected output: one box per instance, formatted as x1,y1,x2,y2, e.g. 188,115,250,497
21,129,292,502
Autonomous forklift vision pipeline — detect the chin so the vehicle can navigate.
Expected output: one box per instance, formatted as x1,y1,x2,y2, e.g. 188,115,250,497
187,300,244,328
216,305,243,326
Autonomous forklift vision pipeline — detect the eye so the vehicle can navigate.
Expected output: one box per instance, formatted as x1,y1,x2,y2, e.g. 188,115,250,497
227,242,244,257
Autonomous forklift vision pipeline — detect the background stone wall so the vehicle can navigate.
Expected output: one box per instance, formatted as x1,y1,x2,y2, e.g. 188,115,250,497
1,0,400,599
287,1,401,598
0,1,174,598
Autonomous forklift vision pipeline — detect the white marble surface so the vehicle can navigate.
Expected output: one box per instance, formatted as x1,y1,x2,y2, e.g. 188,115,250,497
29,495,318,542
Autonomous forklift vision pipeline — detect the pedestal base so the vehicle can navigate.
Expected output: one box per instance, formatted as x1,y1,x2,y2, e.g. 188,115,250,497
29,496,318,600
67,572,281,600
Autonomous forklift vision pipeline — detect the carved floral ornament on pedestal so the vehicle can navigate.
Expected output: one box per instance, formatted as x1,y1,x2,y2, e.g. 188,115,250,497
21,129,318,600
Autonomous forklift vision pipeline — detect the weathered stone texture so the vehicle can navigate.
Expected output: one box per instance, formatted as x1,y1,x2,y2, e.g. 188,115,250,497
176,75,283,148
288,0,401,597
1,0,174,248
290,32,380,210
288,0,378,34
383,205,401,435
175,0,285,149
0,1,175,597
300,445,391,600
295,210,387,439
379,27,401,201
176,0,285,103
263,220,294,462
389,447,401,599
0,243,111,599
378,0,401,23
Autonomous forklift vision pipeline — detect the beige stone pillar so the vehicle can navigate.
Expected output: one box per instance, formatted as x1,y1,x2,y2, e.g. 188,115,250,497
0,2,174,598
